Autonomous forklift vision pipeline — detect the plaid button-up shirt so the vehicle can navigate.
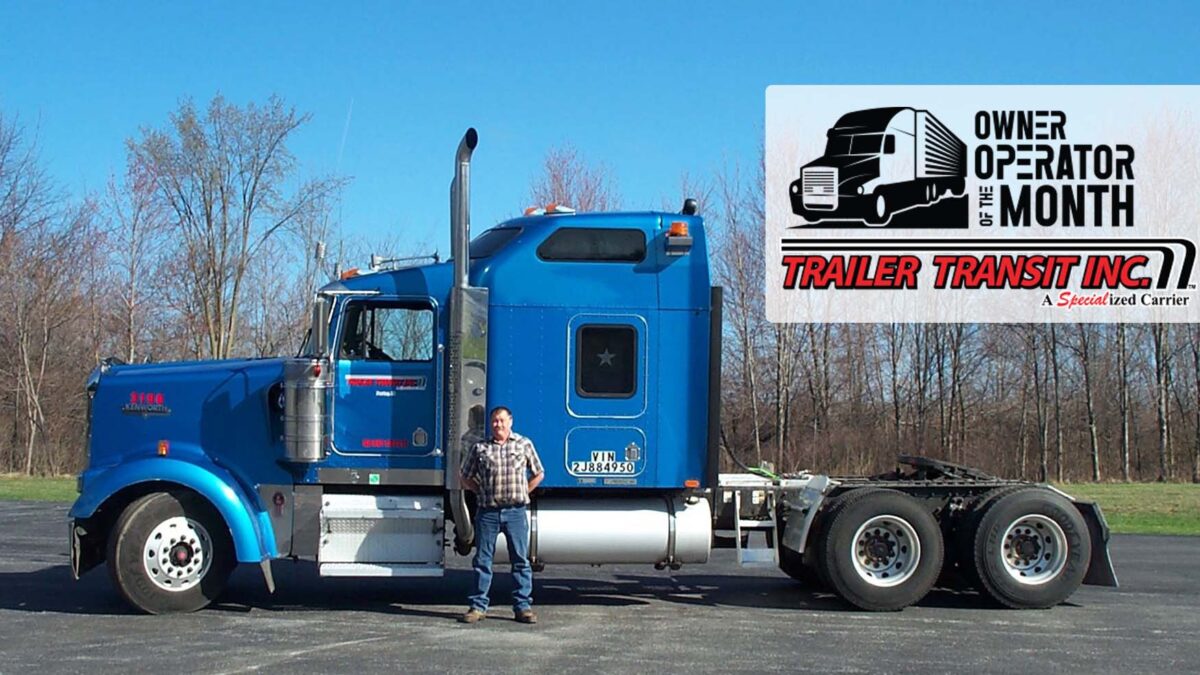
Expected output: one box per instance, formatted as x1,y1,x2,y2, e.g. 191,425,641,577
461,432,544,508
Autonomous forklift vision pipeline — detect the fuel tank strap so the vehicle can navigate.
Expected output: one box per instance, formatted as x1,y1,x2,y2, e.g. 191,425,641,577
665,495,677,566
529,502,540,567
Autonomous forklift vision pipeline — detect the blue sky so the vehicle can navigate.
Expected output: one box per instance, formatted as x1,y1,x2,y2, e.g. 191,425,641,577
1,1,1196,254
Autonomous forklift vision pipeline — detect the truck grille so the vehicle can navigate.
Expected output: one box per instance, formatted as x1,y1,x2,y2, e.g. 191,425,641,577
802,168,838,209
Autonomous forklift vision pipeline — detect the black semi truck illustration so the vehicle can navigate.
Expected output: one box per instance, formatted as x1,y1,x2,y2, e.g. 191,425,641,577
790,107,967,226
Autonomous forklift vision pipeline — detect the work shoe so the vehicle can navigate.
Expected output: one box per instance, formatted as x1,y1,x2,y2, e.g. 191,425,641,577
458,608,486,624
515,609,538,624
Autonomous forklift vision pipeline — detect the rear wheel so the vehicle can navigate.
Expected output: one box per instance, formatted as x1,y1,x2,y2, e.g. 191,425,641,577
821,489,943,611
951,485,1030,588
972,488,1090,609
107,491,235,614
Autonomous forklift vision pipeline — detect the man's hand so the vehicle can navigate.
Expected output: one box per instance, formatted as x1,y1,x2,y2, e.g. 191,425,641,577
462,476,479,493
527,471,544,494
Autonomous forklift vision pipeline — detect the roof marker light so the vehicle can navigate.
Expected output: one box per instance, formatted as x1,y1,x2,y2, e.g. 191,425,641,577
157,440,169,457
665,221,693,257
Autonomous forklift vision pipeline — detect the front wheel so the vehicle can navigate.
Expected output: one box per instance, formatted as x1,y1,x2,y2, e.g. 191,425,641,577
864,194,891,226
107,491,235,614
972,488,1091,609
820,489,943,611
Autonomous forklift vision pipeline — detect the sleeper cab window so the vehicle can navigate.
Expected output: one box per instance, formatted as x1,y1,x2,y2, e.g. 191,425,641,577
576,325,637,398
339,302,434,362
537,227,646,263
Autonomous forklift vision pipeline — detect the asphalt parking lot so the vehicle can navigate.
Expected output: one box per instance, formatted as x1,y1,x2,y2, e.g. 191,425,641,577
1,501,1197,674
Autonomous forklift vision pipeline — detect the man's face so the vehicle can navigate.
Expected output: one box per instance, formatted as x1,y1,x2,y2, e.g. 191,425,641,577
491,410,512,442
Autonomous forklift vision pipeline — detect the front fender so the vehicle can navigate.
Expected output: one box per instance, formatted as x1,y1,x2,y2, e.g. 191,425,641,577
70,455,277,563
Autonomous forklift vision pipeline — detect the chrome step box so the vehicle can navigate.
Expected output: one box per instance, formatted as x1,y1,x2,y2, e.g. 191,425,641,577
318,494,444,577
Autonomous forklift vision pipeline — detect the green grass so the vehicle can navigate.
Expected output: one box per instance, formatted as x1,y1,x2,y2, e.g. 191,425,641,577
0,476,1195,536
0,475,77,502
1054,483,1200,536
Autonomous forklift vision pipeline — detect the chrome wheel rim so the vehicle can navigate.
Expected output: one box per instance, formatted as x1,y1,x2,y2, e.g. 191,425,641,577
851,515,920,587
142,516,212,592
1000,515,1067,585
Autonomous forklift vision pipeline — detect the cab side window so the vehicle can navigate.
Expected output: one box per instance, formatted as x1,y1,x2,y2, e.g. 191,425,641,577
538,228,646,263
340,302,434,361
576,325,637,398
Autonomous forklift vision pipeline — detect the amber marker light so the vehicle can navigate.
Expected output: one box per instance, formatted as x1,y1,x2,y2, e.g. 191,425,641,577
669,221,690,237
157,440,169,457
684,479,700,488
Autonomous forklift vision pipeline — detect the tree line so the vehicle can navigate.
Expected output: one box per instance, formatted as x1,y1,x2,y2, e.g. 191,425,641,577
1,95,1196,482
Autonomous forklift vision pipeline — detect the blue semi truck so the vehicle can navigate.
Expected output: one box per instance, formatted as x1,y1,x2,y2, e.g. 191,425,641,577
69,129,1115,614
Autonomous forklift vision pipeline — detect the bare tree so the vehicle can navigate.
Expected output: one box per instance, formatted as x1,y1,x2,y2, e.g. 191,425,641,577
1048,324,1065,482
1190,326,1200,483
528,145,619,212
710,160,765,468
106,156,166,362
0,115,96,474
1152,323,1172,481
130,95,341,359
1070,323,1102,481
1117,323,1131,481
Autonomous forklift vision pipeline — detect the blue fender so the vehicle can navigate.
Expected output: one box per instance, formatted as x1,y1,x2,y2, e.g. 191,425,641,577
70,451,277,563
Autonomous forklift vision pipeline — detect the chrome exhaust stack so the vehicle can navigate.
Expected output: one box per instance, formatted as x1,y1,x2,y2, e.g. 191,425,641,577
447,128,486,553
451,128,478,291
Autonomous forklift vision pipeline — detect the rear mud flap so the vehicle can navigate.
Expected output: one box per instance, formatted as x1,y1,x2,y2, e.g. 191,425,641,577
1075,501,1118,587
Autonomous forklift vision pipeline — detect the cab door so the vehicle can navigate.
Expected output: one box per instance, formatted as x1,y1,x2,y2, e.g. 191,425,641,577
332,298,439,457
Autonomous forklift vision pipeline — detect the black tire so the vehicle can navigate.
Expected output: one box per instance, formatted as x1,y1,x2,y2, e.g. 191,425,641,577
778,544,824,587
949,485,1031,589
821,489,943,611
972,488,1091,609
865,194,890,226
107,491,236,614
806,489,875,589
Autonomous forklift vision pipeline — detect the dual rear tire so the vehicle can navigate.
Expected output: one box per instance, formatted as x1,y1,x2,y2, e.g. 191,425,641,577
782,486,1090,611
969,487,1091,609
818,489,943,611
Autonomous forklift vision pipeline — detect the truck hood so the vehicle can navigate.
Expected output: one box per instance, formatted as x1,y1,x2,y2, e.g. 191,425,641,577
87,357,288,472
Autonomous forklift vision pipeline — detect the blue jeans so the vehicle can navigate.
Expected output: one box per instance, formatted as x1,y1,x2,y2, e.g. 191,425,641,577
469,505,533,613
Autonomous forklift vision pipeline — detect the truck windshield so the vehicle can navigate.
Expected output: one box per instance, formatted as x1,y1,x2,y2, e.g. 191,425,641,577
826,135,852,156
826,134,884,156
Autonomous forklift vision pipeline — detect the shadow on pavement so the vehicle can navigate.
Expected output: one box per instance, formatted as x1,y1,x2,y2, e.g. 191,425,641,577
1,562,999,617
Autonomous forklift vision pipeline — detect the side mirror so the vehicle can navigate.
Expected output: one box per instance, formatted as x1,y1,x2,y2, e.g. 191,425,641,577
884,134,896,155
311,295,331,357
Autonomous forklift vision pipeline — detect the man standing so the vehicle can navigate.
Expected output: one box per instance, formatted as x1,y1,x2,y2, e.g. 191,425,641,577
459,406,544,624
